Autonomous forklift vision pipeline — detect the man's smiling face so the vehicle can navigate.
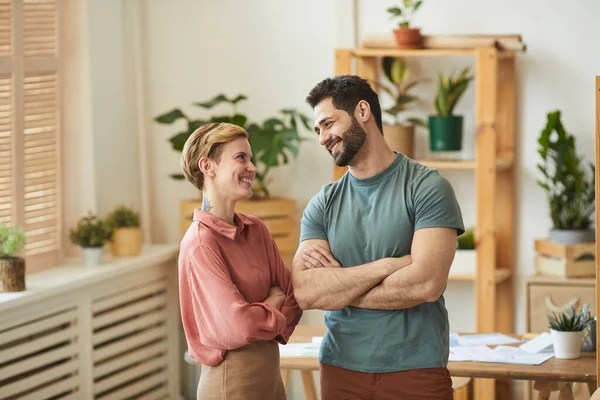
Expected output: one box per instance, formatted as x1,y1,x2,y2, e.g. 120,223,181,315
313,97,366,167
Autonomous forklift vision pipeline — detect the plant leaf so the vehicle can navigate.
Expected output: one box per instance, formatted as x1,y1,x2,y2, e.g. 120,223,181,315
169,132,191,152
155,108,187,124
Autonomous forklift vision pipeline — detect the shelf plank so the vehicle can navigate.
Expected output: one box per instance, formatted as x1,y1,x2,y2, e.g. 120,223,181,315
353,48,475,58
447,268,512,283
415,159,512,170
416,159,476,170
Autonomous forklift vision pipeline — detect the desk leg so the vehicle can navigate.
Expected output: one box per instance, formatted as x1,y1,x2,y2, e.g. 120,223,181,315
281,369,291,394
557,383,574,400
301,370,318,400
587,380,597,396
533,381,574,400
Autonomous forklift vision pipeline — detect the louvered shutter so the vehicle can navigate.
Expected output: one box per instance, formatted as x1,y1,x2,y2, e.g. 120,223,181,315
0,0,61,270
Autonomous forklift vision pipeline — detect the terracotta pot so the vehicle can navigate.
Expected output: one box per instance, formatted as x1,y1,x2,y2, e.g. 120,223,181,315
383,124,414,158
393,27,423,49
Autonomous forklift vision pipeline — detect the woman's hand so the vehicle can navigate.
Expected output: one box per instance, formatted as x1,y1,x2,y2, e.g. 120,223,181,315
264,285,285,310
302,245,342,269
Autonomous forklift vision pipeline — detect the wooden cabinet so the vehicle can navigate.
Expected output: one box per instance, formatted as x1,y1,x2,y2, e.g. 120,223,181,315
526,275,596,333
525,275,595,400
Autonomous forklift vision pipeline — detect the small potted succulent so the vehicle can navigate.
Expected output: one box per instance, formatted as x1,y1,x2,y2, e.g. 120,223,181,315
0,224,27,292
69,211,112,266
106,205,142,257
428,67,473,152
548,304,595,359
386,0,424,49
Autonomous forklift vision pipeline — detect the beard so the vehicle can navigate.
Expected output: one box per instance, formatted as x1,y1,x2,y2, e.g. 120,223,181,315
331,118,366,167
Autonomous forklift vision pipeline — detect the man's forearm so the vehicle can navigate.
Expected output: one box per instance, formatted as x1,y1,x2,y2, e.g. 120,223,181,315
293,258,402,310
351,260,439,310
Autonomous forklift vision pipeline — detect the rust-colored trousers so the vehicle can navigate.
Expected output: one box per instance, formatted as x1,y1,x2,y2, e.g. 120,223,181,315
197,340,285,400
320,363,454,400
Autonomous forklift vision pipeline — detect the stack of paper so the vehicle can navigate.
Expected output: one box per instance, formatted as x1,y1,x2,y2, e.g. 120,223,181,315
449,332,554,365
279,336,323,358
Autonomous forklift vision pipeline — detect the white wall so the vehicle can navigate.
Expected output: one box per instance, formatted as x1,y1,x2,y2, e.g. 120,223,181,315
144,0,342,244
62,0,142,255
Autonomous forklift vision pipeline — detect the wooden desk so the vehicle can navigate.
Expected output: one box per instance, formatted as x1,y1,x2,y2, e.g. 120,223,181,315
280,326,597,400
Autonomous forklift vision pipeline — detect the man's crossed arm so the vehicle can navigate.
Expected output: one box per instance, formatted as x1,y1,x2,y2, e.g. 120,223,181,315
291,227,457,311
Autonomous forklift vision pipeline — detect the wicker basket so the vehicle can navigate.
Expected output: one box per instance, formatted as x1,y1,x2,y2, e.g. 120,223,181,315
0,257,25,292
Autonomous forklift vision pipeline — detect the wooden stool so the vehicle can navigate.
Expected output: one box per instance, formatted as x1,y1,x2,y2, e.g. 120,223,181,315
452,376,471,400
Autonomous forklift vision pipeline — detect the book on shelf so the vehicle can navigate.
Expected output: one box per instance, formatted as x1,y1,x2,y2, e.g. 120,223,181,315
361,33,526,52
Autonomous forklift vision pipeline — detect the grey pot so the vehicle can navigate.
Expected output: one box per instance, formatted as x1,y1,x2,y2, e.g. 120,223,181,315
549,229,595,244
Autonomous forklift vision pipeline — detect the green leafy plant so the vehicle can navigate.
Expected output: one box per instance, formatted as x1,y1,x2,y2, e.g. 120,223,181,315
378,57,427,126
387,0,423,28
154,93,310,198
434,67,473,118
548,305,595,332
106,205,140,229
457,227,475,250
0,224,26,258
69,211,112,248
537,110,595,230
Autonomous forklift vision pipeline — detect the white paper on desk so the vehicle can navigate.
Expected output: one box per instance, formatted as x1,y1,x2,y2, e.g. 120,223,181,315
491,346,554,365
311,336,323,345
449,344,554,365
449,345,499,362
279,342,320,357
457,333,523,346
449,332,460,347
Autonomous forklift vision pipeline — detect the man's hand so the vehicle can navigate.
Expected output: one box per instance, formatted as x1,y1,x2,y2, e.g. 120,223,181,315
302,245,342,269
264,285,285,310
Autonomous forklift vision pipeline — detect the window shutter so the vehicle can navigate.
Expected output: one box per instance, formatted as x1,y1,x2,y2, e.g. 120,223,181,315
0,75,12,226
0,0,61,270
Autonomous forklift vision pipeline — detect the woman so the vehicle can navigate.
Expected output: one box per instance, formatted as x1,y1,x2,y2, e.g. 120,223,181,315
177,122,303,400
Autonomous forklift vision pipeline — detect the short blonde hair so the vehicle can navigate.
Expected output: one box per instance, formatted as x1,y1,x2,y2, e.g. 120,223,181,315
181,123,248,190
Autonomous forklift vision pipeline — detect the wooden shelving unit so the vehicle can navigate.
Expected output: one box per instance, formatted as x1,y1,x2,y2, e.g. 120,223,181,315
335,45,521,400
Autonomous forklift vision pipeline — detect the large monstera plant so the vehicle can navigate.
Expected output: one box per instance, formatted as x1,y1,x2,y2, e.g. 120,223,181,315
154,94,310,198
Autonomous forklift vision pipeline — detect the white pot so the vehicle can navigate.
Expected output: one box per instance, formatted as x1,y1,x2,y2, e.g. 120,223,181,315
81,247,103,266
551,329,585,359
450,249,477,275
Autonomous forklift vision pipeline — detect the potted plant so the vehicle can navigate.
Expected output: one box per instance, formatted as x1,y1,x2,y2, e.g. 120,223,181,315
386,0,424,49
428,67,473,152
451,227,476,275
377,57,427,158
69,211,112,266
154,93,309,199
106,205,142,257
548,304,594,359
0,224,26,292
536,110,595,244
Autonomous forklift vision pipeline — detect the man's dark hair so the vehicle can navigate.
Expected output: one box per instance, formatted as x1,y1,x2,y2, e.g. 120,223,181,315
306,75,383,133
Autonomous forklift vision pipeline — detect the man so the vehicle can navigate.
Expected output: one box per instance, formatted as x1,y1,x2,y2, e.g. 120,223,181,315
292,75,464,400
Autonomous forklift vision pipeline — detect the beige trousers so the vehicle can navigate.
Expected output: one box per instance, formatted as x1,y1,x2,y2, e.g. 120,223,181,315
197,340,286,400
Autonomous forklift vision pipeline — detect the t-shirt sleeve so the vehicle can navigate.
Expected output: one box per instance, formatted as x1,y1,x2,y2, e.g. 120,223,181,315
412,171,465,236
300,189,328,242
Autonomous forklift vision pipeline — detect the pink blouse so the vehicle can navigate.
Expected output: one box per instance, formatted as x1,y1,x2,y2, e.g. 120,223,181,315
178,209,302,366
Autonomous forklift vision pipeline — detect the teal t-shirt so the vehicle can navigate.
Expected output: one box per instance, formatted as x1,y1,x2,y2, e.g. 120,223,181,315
300,153,464,373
